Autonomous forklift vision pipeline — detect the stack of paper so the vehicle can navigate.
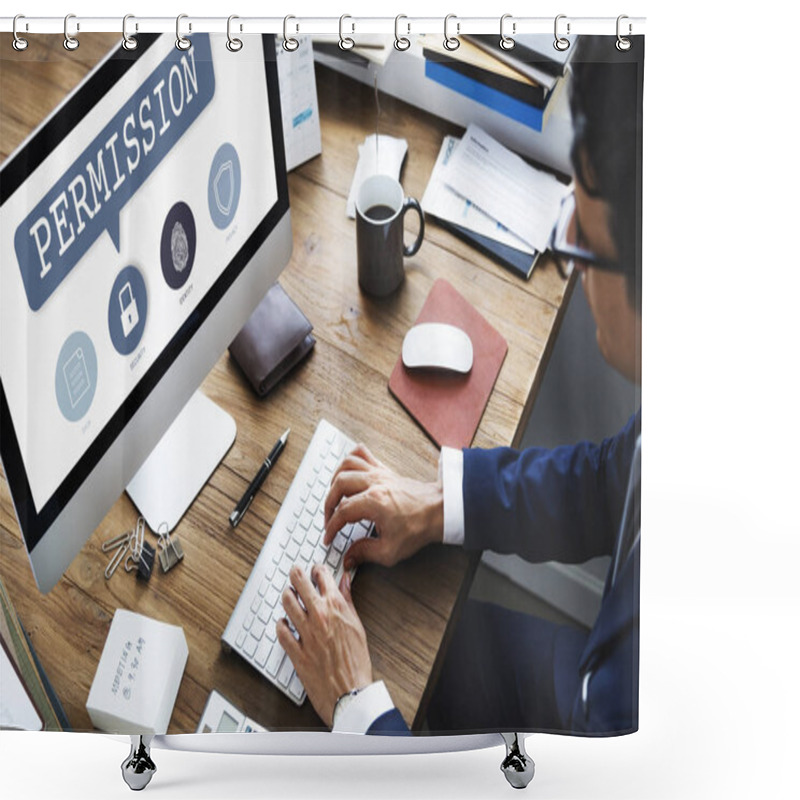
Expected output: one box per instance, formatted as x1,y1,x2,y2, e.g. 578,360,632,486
422,125,570,276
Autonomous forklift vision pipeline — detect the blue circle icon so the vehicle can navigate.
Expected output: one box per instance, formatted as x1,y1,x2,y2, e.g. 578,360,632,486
208,142,241,230
108,265,148,356
55,331,98,422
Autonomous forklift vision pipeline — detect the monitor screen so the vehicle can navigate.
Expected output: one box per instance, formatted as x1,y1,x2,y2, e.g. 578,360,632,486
0,33,291,591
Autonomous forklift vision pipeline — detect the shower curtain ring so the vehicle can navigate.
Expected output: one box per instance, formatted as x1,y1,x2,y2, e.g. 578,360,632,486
227,15,243,51
339,15,355,50
443,14,460,51
616,15,632,51
394,15,411,51
283,15,299,51
122,14,138,51
176,14,191,51
64,13,79,51
554,14,570,52
12,14,29,51
499,14,515,50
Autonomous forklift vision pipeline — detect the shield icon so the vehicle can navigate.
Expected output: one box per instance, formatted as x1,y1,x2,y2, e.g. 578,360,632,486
212,160,235,216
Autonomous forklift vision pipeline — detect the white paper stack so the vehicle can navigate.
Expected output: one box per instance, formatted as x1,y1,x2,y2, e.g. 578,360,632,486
86,610,188,734
423,124,570,253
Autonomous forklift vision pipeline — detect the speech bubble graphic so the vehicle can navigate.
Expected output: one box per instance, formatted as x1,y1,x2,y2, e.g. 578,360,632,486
15,34,215,312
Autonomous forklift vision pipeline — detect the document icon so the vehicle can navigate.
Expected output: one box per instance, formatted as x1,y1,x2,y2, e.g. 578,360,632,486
63,347,91,409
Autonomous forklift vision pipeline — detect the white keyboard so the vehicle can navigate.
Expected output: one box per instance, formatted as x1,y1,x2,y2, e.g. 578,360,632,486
222,419,374,705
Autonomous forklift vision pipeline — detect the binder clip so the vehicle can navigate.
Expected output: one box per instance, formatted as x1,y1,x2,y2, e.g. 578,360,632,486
123,517,155,581
156,522,184,573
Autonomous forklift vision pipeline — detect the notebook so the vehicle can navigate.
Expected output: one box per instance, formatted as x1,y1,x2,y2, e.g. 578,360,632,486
389,279,508,449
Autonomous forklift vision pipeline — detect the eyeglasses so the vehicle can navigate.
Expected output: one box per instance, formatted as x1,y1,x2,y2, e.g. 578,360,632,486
549,192,621,277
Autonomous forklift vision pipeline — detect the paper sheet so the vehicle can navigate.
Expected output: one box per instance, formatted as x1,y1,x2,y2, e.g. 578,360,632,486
275,36,322,172
422,136,535,255
346,135,408,218
440,124,569,251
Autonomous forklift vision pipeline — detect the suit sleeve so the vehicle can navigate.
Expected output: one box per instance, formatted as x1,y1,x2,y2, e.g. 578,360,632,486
366,708,411,736
462,411,640,563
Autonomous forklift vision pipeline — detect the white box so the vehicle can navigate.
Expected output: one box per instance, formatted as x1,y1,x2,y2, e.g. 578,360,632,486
86,610,188,734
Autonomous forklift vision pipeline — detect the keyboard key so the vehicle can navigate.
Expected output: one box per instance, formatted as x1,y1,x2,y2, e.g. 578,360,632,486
265,617,277,641
265,561,277,581
251,619,265,640
257,603,271,624
258,579,269,596
299,511,314,530
235,630,246,648
326,547,342,570
278,656,294,687
265,585,281,608
307,527,321,546
300,542,314,562
292,526,305,545
250,596,262,615
243,635,258,658
333,532,348,553
289,675,304,700
266,644,284,677
311,482,326,502
279,554,293,576
243,613,255,631
286,540,300,560
255,639,271,668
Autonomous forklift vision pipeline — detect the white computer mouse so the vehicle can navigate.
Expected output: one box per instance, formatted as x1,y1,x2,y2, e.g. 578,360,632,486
402,322,473,374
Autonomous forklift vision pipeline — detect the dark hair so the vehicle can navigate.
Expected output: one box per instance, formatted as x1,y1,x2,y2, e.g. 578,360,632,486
569,36,643,311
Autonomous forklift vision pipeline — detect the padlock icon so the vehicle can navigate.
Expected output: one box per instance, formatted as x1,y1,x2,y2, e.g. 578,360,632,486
119,282,139,338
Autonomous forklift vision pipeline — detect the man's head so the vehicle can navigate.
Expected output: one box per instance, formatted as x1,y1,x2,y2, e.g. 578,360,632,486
568,36,642,384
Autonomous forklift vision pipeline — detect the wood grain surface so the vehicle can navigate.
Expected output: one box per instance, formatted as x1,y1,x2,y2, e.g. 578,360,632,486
0,33,573,733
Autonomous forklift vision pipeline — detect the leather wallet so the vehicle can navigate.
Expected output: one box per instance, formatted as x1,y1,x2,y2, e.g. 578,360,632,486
228,283,315,397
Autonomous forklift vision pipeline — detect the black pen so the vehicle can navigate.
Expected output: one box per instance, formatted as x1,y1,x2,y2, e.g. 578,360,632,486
229,428,290,528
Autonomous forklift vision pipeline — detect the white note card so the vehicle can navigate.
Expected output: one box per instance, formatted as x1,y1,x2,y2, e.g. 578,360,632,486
441,124,569,252
275,36,322,172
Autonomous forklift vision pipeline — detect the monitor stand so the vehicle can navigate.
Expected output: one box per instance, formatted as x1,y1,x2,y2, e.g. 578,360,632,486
126,391,236,533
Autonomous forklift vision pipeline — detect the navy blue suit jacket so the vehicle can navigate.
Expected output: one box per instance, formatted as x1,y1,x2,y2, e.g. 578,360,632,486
462,411,641,734
367,412,640,736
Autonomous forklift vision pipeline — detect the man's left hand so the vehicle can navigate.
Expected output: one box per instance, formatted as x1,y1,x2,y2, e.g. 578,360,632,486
277,564,373,728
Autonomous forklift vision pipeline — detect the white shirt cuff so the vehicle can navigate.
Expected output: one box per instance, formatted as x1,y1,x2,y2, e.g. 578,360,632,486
331,680,395,734
439,447,465,546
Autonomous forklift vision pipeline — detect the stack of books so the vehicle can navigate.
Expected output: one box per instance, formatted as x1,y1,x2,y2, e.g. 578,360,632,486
420,33,577,133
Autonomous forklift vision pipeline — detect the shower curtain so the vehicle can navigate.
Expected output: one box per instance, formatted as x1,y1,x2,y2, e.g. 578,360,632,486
0,21,643,741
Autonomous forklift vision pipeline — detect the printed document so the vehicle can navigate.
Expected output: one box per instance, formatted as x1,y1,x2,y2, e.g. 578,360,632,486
440,124,569,251
422,136,535,255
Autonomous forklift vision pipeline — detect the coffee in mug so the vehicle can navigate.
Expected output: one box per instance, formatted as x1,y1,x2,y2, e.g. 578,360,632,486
355,174,424,297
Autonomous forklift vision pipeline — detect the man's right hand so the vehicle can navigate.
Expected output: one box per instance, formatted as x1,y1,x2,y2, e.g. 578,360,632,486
323,444,444,570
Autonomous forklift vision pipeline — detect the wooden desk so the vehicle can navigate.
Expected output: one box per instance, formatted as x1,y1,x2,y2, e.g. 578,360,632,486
0,35,573,733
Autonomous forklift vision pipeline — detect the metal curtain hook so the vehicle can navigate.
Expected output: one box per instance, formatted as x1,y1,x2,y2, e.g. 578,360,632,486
12,14,29,51
122,14,138,51
176,14,191,51
394,14,411,51
499,14,515,50
283,15,299,51
227,15,243,52
443,14,460,51
63,13,79,51
339,14,355,50
616,15,632,51
554,14,570,52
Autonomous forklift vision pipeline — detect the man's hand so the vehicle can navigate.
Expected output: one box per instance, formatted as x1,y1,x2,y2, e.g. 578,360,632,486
323,444,444,570
277,564,373,728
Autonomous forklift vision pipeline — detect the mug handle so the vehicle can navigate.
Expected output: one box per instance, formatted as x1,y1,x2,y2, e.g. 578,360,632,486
401,198,425,257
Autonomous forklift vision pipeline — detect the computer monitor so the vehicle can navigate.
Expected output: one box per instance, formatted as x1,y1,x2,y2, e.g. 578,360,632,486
0,33,292,593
